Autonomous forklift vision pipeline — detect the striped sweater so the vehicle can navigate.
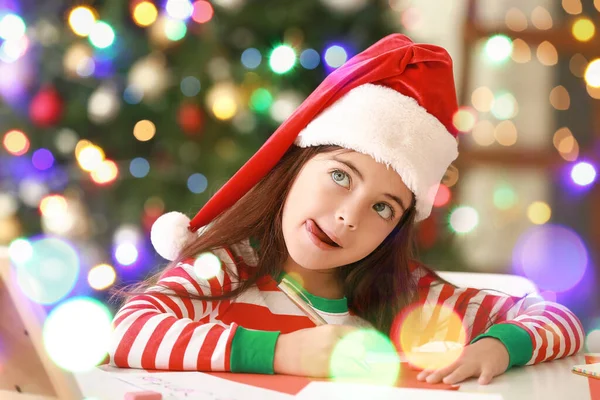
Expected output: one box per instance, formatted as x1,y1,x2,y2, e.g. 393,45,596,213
109,239,584,374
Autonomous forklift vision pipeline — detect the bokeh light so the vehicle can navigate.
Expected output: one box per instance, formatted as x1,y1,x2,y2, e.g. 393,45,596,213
512,224,588,292
164,18,187,41
493,183,517,210
505,7,527,31
166,0,194,20
491,91,518,120
241,48,262,69
495,120,518,146
133,119,156,141
323,45,348,68
570,53,588,77
562,0,582,15
43,297,112,372
269,45,296,74
0,35,29,63
449,206,479,234
39,194,68,218
472,120,496,146
571,162,597,186
88,264,117,290
549,85,570,110
330,329,400,384
585,59,600,88
208,84,238,120
572,18,595,42
14,237,80,305
433,184,451,207
510,38,532,63
193,252,222,279
8,238,33,264
452,106,477,133
0,13,26,41
484,35,513,63
531,6,553,30
554,127,579,161
471,86,494,112
90,159,119,185
187,173,208,193
391,304,466,371
537,41,558,66
527,201,552,225
114,242,138,266
3,129,30,156
129,157,150,178
68,6,96,37
249,88,273,113
192,1,214,24
88,21,115,49
300,49,320,70
181,76,201,96
32,148,55,171
76,143,105,172
132,1,158,27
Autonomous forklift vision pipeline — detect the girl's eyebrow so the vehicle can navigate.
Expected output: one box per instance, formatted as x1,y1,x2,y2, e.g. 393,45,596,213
330,155,408,211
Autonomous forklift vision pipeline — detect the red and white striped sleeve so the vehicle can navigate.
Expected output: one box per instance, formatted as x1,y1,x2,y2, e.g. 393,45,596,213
414,267,585,367
108,251,239,371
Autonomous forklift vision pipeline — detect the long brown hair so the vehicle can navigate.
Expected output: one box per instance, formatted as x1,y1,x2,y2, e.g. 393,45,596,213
115,144,422,336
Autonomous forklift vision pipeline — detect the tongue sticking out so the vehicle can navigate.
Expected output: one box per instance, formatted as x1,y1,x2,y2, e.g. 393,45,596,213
308,220,338,247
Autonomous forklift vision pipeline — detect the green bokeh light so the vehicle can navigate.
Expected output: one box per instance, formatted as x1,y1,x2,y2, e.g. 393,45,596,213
15,237,80,305
165,18,187,41
250,88,273,113
330,329,401,386
493,183,517,210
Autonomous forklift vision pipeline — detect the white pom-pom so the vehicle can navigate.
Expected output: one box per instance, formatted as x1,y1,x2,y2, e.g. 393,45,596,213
151,211,195,261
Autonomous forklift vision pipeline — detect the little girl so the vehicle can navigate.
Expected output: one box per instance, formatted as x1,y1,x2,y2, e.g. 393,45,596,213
109,34,584,385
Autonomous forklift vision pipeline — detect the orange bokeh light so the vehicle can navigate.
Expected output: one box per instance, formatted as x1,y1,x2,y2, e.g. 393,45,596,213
391,303,467,370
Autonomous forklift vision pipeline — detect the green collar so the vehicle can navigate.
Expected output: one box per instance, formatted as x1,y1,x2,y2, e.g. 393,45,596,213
274,271,348,314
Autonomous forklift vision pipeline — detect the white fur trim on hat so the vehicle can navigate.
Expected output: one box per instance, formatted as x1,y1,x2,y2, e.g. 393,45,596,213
294,84,459,222
151,211,195,261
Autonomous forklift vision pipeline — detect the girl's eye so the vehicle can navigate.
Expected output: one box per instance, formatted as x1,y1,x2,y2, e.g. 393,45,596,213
373,203,395,220
330,169,396,221
331,170,350,187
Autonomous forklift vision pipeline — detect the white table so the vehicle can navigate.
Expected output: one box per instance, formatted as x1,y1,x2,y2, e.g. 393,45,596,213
75,354,594,400
457,354,593,400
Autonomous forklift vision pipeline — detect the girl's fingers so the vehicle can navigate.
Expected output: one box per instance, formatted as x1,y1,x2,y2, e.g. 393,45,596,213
424,359,462,384
416,369,434,381
478,370,495,385
425,365,458,384
442,365,474,385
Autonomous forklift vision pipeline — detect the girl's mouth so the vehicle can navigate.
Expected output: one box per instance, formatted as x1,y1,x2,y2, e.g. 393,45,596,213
305,219,341,250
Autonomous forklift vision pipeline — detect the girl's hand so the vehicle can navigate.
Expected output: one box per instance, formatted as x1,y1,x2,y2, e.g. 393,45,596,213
416,338,510,385
274,325,364,377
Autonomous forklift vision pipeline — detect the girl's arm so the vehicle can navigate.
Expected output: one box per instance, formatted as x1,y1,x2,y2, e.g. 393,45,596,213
108,248,280,373
413,266,585,369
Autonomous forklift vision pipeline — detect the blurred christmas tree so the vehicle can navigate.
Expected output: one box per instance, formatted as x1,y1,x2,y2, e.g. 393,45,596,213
0,0,463,313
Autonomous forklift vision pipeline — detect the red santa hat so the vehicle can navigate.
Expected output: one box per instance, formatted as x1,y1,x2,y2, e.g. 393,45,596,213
151,34,460,261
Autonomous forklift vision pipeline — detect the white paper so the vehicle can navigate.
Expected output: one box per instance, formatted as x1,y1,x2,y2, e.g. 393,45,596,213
296,382,504,400
78,366,294,400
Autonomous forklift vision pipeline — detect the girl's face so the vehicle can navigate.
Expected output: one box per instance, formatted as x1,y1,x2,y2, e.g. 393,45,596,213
281,149,413,272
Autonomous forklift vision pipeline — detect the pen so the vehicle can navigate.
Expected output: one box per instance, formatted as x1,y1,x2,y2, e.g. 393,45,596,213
278,277,328,326
277,276,371,372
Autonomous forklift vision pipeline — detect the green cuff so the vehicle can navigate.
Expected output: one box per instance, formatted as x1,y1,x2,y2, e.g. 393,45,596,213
471,323,533,370
230,327,280,374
